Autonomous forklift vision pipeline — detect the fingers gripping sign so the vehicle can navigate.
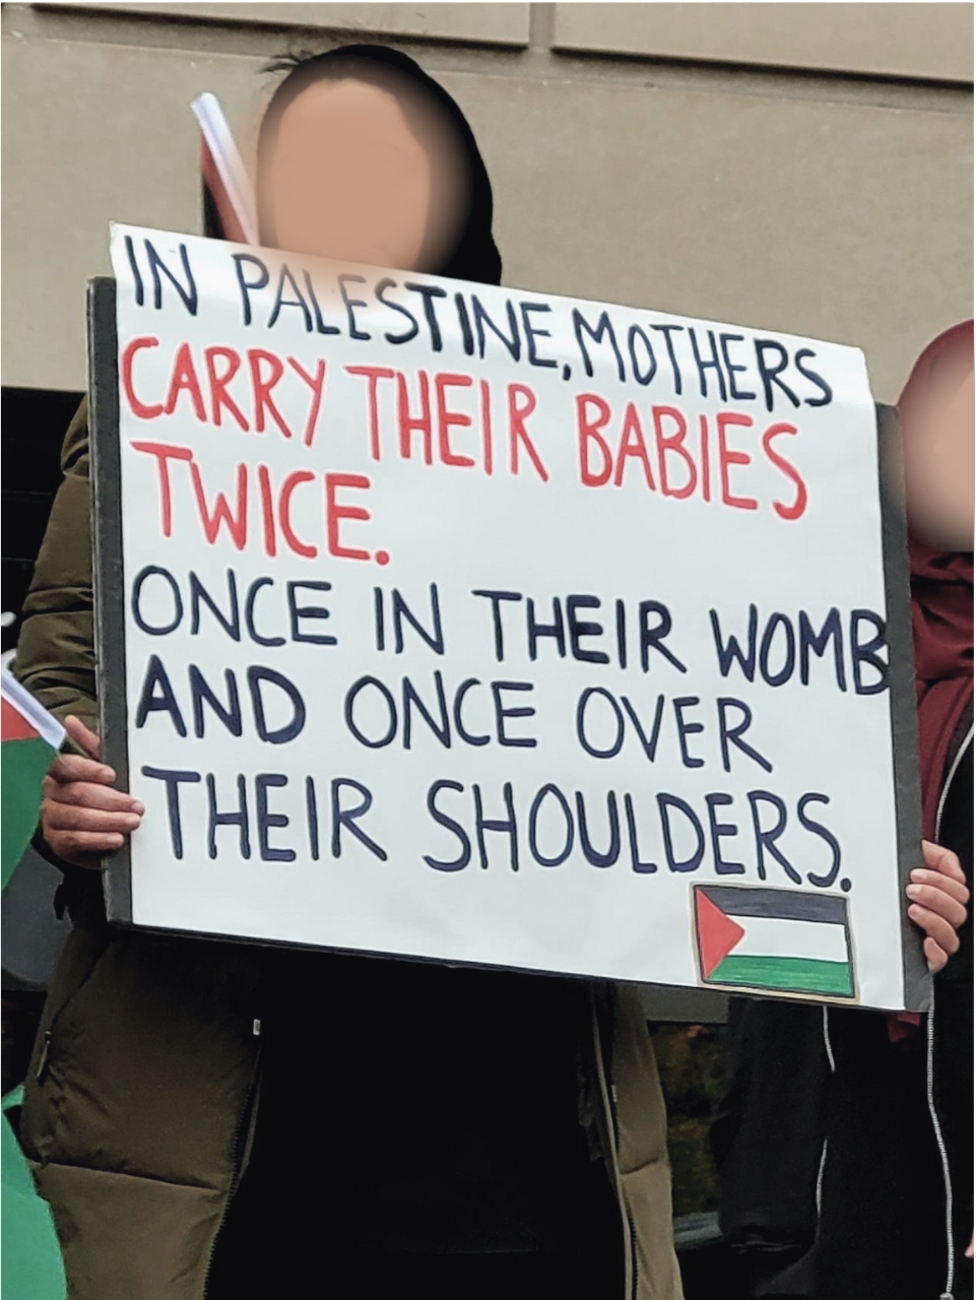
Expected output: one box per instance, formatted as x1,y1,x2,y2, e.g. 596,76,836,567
905,840,970,973
42,716,144,870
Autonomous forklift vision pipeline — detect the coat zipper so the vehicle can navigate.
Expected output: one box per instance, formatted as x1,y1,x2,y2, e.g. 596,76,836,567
201,1021,263,1300
926,723,971,1300
934,725,972,843
926,997,954,1300
35,1031,52,1083
814,1003,836,1220
627,1206,639,1300
34,936,115,1086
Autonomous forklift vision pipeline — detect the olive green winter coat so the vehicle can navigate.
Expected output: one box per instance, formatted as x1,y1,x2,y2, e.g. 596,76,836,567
15,397,683,1300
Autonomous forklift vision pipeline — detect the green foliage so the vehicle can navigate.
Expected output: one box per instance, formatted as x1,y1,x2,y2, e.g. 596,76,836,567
650,1024,726,1217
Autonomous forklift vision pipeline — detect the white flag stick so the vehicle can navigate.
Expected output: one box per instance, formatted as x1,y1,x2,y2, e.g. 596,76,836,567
191,92,259,245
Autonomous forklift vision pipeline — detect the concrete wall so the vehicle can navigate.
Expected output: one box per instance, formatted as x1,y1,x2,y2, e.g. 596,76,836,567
2,2,973,400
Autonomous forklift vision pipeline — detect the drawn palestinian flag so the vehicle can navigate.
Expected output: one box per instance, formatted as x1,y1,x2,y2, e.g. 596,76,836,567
1,667,65,887
694,884,855,999
2,676,68,1292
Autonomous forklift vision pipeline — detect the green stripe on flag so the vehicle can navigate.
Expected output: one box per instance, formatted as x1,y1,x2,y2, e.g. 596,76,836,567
2,736,58,887
2,1089,66,1299
709,953,854,997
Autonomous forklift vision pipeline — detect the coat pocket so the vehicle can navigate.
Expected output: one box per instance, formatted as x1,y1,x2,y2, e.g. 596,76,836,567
21,924,114,1163
24,927,262,1192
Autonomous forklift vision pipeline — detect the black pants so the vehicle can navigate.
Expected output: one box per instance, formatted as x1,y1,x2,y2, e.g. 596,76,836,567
208,1138,623,1299
817,1009,973,1300
210,1227,620,1300
207,954,625,1299
207,1021,623,1296
207,1083,624,1300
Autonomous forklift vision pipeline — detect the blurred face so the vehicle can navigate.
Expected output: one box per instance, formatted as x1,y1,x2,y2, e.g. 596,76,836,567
262,77,460,271
904,359,975,551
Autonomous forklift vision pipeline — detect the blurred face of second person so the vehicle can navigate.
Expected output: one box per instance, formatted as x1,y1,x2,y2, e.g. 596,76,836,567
261,76,462,272
904,354,975,552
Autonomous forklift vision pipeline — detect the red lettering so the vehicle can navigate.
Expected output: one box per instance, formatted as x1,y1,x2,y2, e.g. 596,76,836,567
576,394,612,487
480,379,494,476
164,343,206,422
326,473,372,561
279,471,318,559
652,406,696,499
189,460,249,550
257,464,277,558
288,357,328,448
247,349,291,438
508,384,548,482
347,365,394,459
397,370,432,463
717,412,758,511
204,347,249,432
699,413,712,503
613,402,656,490
121,337,163,420
762,422,808,521
130,441,193,536
436,373,475,468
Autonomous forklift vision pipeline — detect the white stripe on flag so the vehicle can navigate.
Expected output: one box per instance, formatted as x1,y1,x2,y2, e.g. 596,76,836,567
1,666,66,751
729,915,848,964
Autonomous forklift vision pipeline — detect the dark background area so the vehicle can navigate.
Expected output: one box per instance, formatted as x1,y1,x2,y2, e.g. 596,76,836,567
2,387,84,656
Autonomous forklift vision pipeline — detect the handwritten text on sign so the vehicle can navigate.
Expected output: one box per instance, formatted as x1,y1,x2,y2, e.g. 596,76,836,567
108,223,908,1008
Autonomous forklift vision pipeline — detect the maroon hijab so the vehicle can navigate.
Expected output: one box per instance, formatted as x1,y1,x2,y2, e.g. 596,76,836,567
900,320,974,839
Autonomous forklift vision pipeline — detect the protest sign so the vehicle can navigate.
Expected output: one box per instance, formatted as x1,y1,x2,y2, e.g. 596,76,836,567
91,223,926,1010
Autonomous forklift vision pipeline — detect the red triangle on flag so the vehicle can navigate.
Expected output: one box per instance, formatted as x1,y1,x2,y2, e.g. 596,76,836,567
1,697,40,743
696,891,746,978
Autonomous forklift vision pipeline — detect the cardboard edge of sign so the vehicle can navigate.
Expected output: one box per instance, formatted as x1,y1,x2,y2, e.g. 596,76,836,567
88,274,931,1012
90,277,133,927
876,402,931,1015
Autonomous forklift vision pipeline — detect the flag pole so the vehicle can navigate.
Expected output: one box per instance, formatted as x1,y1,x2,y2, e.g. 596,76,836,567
191,92,258,245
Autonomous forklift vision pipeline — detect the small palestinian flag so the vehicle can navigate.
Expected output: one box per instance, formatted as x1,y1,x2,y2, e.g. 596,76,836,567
694,884,855,999
3,1087,67,1296
192,92,257,245
1,667,65,888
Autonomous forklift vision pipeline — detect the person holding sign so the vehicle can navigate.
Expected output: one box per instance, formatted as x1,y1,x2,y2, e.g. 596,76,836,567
714,322,973,1300
15,46,677,1300
815,323,974,1300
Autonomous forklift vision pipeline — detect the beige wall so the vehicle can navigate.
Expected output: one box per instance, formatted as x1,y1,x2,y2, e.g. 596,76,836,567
1,1,972,400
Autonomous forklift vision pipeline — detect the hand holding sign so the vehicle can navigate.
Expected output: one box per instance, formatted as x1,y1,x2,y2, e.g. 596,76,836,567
41,717,143,869
906,841,969,972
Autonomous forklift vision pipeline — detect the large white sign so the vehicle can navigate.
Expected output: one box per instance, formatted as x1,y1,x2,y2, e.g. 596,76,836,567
96,223,924,1010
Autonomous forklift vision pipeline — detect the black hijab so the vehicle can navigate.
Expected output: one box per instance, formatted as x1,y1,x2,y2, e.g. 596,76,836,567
255,44,502,287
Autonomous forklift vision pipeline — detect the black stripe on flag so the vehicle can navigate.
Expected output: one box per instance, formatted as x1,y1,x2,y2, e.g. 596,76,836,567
696,885,848,924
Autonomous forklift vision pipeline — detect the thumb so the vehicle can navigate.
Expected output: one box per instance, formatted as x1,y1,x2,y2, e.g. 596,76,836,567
921,840,967,887
65,715,101,760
